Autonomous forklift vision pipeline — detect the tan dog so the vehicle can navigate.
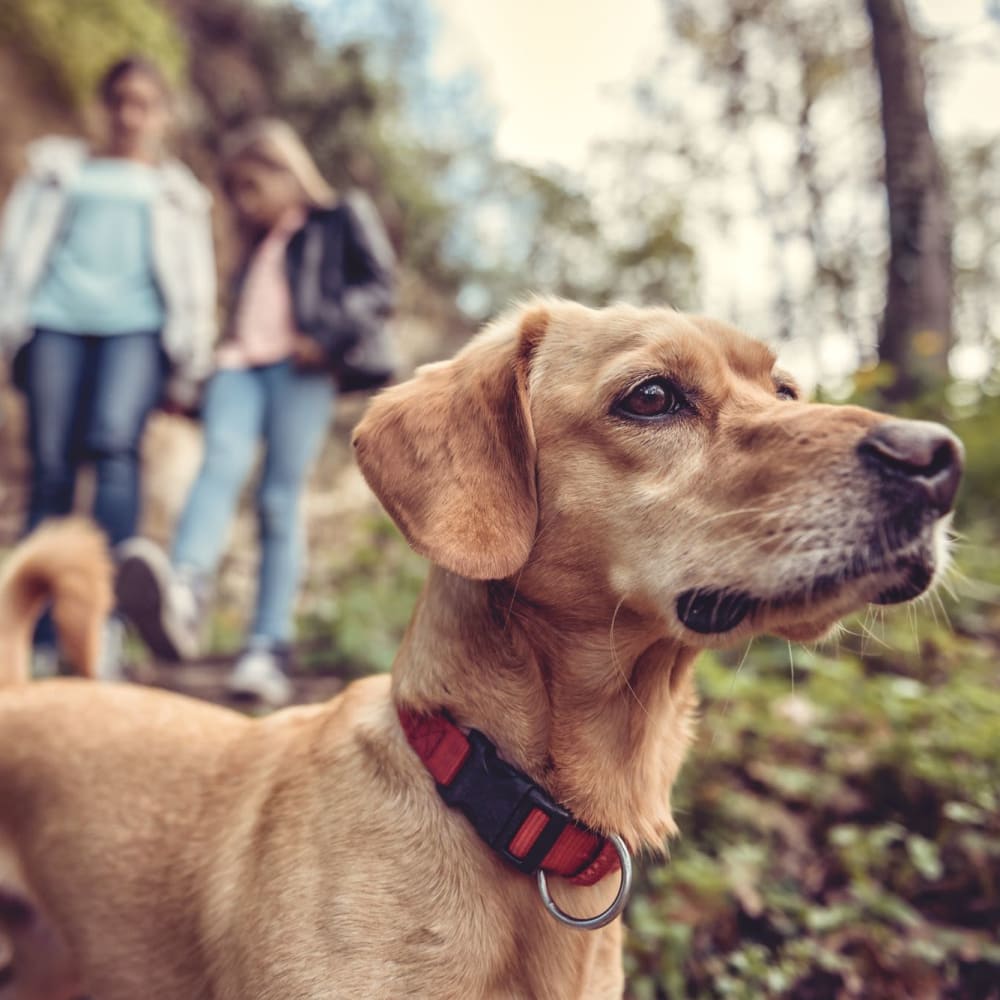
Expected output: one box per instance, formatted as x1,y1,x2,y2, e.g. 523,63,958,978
0,302,962,999
0,519,113,687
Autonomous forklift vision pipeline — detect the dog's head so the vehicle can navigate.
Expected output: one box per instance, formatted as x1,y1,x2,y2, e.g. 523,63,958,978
353,301,963,647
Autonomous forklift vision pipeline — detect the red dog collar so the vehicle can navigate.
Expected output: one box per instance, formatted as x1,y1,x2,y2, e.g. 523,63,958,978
398,708,622,887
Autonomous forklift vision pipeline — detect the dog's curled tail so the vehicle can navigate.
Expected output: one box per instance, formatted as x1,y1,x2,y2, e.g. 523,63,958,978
0,518,113,686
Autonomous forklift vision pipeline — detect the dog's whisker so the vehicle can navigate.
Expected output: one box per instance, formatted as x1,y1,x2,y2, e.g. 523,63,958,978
502,565,527,630
930,589,953,633
608,597,649,717
697,491,805,526
857,607,890,653
708,638,755,747
918,593,936,633
906,603,920,650
863,617,890,650
699,507,772,525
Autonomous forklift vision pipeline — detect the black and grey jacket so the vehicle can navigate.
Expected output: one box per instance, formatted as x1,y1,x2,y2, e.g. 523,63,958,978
285,190,397,392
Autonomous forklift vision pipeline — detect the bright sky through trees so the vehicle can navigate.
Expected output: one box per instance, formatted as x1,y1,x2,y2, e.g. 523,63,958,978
429,0,998,169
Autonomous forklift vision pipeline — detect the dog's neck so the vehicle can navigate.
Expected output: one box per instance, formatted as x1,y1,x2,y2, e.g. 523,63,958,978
392,567,699,852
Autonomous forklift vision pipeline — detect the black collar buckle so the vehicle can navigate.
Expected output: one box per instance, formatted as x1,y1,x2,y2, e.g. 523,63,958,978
436,727,572,876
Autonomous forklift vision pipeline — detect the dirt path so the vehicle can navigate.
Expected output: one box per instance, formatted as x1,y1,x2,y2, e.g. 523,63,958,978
129,655,348,710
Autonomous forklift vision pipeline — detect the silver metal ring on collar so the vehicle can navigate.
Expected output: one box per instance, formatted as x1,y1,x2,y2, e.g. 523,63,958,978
536,834,633,931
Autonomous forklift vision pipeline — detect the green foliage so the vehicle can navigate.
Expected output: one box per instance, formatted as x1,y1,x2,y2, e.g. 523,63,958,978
0,0,186,110
625,594,1000,999
948,388,1000,528
297,514,428,675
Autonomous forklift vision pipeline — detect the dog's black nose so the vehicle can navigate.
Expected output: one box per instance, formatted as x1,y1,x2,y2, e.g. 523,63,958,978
858,419,964,514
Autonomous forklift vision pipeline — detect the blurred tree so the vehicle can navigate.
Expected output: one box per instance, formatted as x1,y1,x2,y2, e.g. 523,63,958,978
948,138,1000,378
640,0,884,355
866,0,953,401
448,157,696,320
635,0,998,393
0,0,185,111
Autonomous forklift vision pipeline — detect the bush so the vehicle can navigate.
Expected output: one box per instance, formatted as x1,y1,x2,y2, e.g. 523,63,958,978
625,599,1000,998
297,513,428,675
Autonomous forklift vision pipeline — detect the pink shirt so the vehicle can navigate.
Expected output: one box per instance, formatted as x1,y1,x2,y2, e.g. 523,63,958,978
216,208,306,369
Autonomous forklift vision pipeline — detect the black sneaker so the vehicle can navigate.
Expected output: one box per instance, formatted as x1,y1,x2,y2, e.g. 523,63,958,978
115,539,202,662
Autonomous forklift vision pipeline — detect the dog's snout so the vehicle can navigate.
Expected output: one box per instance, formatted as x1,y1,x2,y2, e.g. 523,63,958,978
858,419,964,513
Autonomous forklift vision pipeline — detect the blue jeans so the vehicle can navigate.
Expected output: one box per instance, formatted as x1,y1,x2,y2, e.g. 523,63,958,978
24,327,165,542
171,361,334,644
24,327,165,648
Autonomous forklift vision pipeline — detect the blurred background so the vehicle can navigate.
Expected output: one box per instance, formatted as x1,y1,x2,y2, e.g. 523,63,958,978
0,0,998,996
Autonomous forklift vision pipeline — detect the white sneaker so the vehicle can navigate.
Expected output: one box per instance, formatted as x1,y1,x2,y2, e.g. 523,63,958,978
116,538,202,662
95,616,126,682
31,645,61,680
226,643,294,708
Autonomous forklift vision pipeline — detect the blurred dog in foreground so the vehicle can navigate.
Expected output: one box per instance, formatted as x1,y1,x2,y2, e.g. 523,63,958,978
0,301,962,998
0,518,112,687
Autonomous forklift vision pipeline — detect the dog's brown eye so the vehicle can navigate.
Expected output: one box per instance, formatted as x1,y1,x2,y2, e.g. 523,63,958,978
617,379,686,419
776,384,798,401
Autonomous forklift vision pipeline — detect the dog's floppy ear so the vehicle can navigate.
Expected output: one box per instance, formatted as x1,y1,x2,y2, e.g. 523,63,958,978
353,306,548,580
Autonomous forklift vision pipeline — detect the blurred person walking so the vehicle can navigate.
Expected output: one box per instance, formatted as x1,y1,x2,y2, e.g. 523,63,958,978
116,119,395,707
0,56,217,679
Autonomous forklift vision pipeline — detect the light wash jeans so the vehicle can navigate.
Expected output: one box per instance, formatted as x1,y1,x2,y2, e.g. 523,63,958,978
171,361,334,643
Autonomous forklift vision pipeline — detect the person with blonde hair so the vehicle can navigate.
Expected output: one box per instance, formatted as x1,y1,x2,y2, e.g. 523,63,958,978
117,118,395,705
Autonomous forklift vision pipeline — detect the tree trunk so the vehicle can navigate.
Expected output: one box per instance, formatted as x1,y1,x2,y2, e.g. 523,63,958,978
865,0,953,402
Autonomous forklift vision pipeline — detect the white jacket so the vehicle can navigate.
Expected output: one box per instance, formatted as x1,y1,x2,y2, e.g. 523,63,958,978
0,137,217,404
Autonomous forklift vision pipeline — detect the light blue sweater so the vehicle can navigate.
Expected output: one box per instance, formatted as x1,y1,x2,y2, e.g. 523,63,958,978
30,157,165,335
